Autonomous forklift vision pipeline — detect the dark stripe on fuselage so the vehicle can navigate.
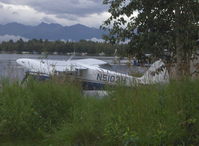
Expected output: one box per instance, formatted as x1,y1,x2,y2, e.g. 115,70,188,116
26,74,105,90
82,81,105,90
28,74,50,80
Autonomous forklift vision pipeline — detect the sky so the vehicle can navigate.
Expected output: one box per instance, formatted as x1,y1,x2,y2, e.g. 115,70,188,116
0,0,110,28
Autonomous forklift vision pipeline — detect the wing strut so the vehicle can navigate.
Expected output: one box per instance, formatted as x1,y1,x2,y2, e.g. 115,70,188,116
21,71,30,84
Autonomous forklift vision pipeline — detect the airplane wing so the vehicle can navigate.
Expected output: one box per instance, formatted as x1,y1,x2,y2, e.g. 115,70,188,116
16,58,88,75
73,58,108,66
48,58,106,74
54,64,87,72
16,58,107,75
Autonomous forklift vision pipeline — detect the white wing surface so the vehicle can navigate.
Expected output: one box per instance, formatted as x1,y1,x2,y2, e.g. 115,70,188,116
73,58,108,66
16,58,107,75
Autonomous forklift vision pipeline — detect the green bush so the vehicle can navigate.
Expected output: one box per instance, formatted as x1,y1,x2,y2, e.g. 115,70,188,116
0,82,35,137
1,79,199,145
47,97,107,146
0,80,82,139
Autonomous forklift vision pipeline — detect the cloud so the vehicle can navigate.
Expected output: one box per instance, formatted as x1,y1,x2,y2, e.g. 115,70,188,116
75,12,111,28
0,1,109,27
0,35,28,42
0,0,107,16
87,37,104,42
0,2,46,25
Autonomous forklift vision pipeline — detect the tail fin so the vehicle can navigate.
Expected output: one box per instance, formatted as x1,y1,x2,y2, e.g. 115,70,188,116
140,59,169,84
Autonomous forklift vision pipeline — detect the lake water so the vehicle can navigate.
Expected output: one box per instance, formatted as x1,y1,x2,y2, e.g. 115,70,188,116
0,54,147,81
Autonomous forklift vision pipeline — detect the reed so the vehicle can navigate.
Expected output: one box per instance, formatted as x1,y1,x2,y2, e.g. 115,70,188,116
0,78,199,145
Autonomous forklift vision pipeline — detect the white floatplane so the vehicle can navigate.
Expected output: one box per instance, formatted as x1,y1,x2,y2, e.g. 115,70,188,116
16,58,169,89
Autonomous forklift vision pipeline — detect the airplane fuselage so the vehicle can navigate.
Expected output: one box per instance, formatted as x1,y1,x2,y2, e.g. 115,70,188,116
73,65,135,89
16,58,169,90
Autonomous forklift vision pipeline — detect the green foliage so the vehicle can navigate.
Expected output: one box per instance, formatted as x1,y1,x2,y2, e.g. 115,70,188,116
48,97,106,146
46,79,199,146
102,0,199,59
0,82,35,137
1,79,199,145
0,39,128,56
0,80,82,138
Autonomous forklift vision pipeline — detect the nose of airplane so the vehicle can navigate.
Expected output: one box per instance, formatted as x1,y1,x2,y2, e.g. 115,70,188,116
16,59,22,64
16,58,28,66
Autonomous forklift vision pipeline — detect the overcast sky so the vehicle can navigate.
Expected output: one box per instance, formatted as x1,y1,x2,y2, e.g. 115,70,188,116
0,0,110,28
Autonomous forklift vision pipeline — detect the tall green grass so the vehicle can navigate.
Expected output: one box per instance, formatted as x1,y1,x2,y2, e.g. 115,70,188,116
0,79,199,145
0,79,82,139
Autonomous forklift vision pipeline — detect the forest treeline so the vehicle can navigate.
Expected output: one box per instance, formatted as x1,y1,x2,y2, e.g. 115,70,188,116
0,39,129,56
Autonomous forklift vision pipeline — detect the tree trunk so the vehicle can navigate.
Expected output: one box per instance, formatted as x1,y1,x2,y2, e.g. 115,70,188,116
175,2,184,78
175,1,190,78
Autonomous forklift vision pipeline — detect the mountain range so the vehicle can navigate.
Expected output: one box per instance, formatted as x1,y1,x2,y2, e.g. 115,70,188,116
0,22,106,41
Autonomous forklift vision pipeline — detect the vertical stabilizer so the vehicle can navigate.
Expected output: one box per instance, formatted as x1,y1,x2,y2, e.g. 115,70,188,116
139,59,169,84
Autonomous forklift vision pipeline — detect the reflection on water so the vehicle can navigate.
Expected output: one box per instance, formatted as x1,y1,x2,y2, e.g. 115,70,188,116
0,54,147,81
